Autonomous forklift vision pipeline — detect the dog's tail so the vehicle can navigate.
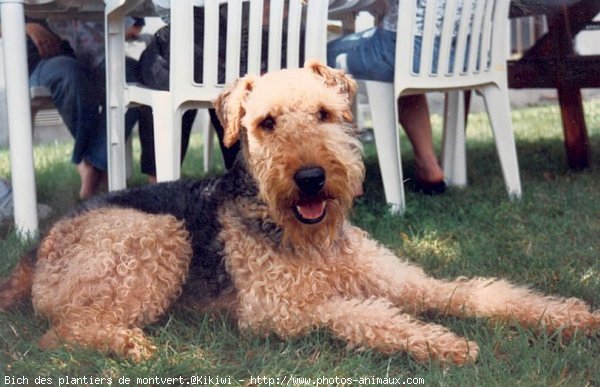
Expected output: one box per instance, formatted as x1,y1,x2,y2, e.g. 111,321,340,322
0,248,36,310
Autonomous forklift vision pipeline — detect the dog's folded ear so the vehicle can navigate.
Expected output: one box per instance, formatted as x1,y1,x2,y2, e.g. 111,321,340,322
305,60,357,103
213,76,255,148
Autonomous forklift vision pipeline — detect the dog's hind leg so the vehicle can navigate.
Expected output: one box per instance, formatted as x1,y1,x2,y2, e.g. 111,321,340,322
0,249,36,310
32,208,193,361
315,297,479,365
39,320,157,362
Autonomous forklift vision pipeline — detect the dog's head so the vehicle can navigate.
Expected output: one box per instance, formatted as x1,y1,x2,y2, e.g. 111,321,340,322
214,61,365,246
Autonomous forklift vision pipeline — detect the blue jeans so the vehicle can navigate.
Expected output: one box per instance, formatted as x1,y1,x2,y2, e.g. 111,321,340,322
29,56,139,171
327,28,457,80
327,27,396,82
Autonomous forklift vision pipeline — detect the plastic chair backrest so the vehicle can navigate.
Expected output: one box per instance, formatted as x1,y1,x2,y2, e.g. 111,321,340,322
395,0,511,95
169,0,329,112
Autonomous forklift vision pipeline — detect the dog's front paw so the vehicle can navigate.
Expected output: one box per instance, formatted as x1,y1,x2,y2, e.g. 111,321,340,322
436,338,479,366
555,308,600,340
534,298,600,340
409,336,479,366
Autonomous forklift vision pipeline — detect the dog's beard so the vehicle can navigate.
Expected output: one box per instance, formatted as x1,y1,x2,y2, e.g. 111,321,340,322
280,199,347,250
251,139,364,251
262,179,355,251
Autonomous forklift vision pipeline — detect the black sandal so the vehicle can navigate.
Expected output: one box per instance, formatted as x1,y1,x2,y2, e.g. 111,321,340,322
413,178,447,195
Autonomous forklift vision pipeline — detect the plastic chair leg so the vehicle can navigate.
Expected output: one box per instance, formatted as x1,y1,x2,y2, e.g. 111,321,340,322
153,105,181,182
441,91,467,187
105,7,128,191
365,81,405,214
480,85,522,199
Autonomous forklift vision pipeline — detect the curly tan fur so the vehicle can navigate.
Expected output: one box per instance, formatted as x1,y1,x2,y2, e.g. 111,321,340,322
1,62,598,364
32,208,192,361
0,252,35,310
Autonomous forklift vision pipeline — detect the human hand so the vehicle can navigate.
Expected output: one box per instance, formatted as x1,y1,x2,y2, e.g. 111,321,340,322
25,23,62,58
125,25,143,40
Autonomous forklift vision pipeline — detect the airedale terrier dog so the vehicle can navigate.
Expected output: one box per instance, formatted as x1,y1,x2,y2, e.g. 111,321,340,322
1,62,598,364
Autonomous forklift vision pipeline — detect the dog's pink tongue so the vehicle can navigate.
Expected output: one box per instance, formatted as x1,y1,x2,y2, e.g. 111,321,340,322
297,201,326,220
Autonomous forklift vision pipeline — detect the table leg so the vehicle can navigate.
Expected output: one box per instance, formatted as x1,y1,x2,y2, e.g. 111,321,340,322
515,0,598,171
0,0,38,237
552,5,591,170
557,85,591,170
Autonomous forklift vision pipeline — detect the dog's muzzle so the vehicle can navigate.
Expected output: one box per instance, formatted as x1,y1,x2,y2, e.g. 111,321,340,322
294,167,325,196
293,167,327,224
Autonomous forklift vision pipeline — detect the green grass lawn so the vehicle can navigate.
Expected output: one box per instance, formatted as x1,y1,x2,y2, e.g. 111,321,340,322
1,99,599,386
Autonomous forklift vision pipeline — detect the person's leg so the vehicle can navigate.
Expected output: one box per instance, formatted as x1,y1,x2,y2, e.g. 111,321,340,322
327,28,396,82
397,94,445,190
30,56,105,199
124,57,142,140
180,110,196,162
75,57,140,197
93,57,141,144
137,107,156,180
75,160,105,199
328,28,445,193
209,108,240,169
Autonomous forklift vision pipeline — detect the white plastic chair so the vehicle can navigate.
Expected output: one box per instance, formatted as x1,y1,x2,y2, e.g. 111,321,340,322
356,0,522,213
105,0,329,189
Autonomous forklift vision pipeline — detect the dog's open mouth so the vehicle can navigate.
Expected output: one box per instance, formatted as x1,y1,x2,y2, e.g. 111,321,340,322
293,199,327,224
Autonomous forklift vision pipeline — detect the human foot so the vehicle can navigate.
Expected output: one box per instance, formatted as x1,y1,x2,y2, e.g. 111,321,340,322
413,157,446,195
76,160,106,199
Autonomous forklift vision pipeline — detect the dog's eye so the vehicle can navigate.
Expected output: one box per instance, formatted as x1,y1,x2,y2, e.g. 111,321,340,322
259,115,276,131
317,108,330,122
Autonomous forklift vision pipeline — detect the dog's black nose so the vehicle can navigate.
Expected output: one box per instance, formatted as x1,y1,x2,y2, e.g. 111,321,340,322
294,167,326,196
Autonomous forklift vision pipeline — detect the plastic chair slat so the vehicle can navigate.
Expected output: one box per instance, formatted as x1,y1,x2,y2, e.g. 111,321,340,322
438,0,458,76
479,0,495,72
202,2,220,86
247,0,264,75
286,0,302,68
305,0,328,61
267,0,285,73
396,0,416,78
454,0,473,75
419,1,438,76
170,0,196,88
467,0,486,74
225,0,243,83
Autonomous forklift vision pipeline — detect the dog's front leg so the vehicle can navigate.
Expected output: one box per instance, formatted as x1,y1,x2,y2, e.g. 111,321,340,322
421,276,600,339
314,297,479,365
353,231,600,338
